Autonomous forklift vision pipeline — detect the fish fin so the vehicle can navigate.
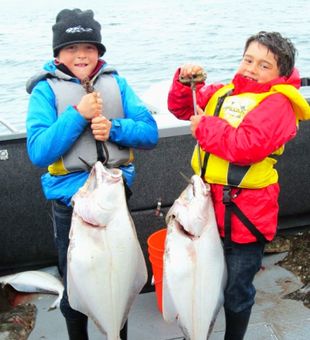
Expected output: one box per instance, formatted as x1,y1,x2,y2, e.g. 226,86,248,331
48,295,62,311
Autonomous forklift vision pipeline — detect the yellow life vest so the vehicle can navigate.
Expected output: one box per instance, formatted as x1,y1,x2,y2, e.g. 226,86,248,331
191,83,310,188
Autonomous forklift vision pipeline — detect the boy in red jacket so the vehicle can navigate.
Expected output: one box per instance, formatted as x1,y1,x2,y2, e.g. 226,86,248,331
168,31,310,339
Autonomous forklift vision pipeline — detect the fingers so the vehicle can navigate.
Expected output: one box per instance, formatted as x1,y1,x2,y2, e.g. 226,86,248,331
93,92,103,116
179,64,205,79
77,92,103,119
94,92,103,105
190,114,203,137
196,105,204,115
91,116,112,141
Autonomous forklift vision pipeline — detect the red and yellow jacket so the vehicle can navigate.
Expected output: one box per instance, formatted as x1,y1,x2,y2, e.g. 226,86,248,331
168,68,310,243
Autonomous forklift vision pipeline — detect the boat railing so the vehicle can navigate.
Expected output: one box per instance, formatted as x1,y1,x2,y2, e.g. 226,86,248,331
0,120,26,141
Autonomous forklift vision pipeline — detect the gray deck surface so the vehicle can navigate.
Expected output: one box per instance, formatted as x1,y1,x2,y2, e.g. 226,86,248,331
26,253,309,340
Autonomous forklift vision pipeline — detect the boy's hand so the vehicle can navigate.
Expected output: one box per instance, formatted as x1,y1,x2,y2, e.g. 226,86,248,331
77,92,103,119
190,105,204,137
91,116,112,141
179,64,206,80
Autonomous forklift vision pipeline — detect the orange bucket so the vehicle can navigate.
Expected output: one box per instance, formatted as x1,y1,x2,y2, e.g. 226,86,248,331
147,228,167,313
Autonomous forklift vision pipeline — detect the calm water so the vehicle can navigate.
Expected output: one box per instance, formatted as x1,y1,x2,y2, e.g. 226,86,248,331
0,0,309,133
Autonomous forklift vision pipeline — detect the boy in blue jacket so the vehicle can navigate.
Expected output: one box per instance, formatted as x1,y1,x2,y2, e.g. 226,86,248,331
26,8,158,339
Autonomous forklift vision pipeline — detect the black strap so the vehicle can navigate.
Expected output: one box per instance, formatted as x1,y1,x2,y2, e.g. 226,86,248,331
95,141,106,163
223,186,233,249
229,202,267,243
224,204,233,249
214,91,231,117
201,152,210,180
222,186,267,249
200,89,233,179
227,163,251,187
123,178,133,201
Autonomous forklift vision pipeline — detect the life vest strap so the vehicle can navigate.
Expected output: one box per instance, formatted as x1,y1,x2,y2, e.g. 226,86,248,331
200,89,233,180
96,141,110,165
201,152,210,180
222,185,267,249
227,163,251,186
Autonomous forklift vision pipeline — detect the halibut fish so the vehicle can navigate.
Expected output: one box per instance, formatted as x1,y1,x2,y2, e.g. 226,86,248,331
0,270,64,310
163,175,227,340
67,162,147,340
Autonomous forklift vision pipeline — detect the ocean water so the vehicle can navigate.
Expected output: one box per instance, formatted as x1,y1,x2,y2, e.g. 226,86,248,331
0,0,309,134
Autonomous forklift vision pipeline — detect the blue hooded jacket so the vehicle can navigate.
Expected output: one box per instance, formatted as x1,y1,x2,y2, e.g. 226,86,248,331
26,60,158,206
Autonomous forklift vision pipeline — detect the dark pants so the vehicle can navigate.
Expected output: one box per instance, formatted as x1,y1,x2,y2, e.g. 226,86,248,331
223,241,265,339
52,200,82,319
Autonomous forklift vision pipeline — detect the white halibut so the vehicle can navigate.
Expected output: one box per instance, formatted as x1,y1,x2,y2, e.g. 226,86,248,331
163,175,227,340
67,162,147,340
0,270,64,310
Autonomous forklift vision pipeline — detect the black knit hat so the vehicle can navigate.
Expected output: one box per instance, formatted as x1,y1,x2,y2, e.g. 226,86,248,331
52,8,106,57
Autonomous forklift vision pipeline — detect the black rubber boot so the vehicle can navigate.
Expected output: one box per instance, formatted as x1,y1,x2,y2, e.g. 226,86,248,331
224,308,251,340
65,316,89,340
120,320,128,339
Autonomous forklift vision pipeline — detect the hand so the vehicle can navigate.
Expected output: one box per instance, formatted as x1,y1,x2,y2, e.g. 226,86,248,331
190,105,204,137
91,115,112,141
179,64,206,81
77,92,103,120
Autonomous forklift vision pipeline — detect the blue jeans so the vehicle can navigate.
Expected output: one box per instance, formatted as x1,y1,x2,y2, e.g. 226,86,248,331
223,241,265,313
52,200,86,320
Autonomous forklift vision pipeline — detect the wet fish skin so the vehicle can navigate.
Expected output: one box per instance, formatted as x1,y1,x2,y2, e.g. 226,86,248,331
163,175,227,340
0,270,64,310
167,175,211,238
67,162,147,340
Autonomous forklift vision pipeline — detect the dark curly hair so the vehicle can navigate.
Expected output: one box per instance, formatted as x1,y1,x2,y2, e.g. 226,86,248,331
243,31,297,77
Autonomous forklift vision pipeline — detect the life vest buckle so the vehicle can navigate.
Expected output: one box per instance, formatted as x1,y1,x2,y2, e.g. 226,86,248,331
223,186,232,205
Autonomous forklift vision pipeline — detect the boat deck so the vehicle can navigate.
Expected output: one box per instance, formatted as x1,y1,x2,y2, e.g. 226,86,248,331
25,252,309,340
